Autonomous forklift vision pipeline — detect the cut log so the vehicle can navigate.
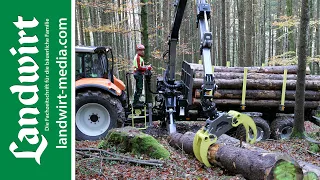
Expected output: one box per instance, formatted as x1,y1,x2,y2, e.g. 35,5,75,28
169,132,304,180
187,63,310,74
193,78,320,90
194,72,320,80
216,134,320,178
207,89,320,101
192,98,320,109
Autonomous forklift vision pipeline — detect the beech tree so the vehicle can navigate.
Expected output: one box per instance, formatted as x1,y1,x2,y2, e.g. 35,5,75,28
291,0,310,138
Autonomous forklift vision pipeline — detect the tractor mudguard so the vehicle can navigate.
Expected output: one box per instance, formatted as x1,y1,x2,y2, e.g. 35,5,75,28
76,77,124,96
193,110,257,167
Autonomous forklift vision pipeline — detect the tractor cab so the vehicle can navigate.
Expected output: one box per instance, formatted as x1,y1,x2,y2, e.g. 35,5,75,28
75,46,127,141
75,46,114,82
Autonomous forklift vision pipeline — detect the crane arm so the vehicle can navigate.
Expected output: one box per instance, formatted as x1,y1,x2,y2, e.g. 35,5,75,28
162,1,257,163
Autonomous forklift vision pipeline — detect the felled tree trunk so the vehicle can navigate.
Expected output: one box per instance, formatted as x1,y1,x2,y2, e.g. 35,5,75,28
207,89,320,101
195,72,320,80
192,98,320,109
188,63,310,74
169,132,309,180
193,78,320,90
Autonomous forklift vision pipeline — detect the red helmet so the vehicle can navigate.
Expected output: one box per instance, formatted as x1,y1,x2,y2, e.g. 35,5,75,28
136,44,145,50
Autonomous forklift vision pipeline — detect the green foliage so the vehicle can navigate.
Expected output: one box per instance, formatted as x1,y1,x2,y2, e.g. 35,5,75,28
268,53,320,68
309,143,319,153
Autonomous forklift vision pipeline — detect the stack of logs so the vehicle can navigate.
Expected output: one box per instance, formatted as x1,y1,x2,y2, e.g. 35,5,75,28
190,63,320,109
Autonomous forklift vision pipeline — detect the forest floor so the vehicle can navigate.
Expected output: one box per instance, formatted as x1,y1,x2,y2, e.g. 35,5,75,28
75,121,320,180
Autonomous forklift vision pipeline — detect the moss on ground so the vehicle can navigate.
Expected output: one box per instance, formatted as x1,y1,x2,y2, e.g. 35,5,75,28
98,127,170,159
131,134,170,159
290,129,307,139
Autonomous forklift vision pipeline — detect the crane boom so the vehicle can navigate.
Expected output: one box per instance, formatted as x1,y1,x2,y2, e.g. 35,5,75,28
163,1,257,160
168,0,188,83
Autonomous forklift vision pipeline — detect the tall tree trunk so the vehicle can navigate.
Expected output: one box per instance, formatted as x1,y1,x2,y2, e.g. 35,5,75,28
292,0,310,138
87,5,94,46
232,0,237,66
238,0,245,66
286,0,295,52
260,0,266,65
140,0,151,103
221,0,227,66
245,0,253,66
226,0,230,66
75,4,79,45
216,2,222,65
316,0,320,74
140,0,150,64
78,3,84,45
210,0,216,65
276,1,282,55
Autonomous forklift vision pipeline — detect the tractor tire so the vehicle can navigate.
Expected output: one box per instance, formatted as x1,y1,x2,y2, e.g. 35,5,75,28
271,116,294,140
236,117,271,142
75,90,125,141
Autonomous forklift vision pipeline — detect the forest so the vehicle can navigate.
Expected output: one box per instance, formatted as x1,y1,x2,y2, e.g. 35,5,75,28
75,0,320,179
75,0,320,81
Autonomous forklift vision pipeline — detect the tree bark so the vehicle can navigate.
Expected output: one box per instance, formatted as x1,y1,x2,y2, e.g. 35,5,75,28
187,62,311,74
140,0,150,63
276,1,282,56
221,0,227,66
193,78,320,90
192,98,320,109
286,0,295,52
238,0,245,66
78,2,84,45
245,0,253,66
169,133,304,180
194,72,320,80
206,89,320,101
292,0,310,138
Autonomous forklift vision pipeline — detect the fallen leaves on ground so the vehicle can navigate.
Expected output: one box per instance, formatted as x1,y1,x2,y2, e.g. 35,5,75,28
76,121,319,180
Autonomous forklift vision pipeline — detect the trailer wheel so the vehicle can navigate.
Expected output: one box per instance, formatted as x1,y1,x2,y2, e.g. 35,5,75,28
271,116,293,140
76,91,125,141
236,117,271,141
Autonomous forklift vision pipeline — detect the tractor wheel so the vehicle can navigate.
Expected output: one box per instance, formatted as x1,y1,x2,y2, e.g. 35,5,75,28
75,91,125,141
236,117,271,142
271,116,294,140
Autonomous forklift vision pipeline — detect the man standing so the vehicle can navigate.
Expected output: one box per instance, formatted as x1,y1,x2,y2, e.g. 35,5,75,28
133,44,151,106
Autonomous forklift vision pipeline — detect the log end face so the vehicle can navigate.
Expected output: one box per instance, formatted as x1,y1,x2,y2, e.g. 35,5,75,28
268,160,303,180
208,144,220,165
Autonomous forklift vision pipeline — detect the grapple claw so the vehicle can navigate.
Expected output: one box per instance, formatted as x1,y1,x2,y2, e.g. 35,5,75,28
193,129,217,167
228,110,257,144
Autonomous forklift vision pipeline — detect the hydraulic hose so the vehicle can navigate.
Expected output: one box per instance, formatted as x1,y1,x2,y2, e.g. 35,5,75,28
163,68,181,89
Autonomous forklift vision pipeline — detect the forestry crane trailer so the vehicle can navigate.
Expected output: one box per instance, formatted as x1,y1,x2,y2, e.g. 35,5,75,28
151,0,258,166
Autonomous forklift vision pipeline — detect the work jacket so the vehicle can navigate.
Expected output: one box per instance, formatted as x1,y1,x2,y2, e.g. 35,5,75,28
133,54,147,73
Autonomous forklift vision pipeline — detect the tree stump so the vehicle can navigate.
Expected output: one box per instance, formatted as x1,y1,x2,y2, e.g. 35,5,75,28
99,126,170,159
